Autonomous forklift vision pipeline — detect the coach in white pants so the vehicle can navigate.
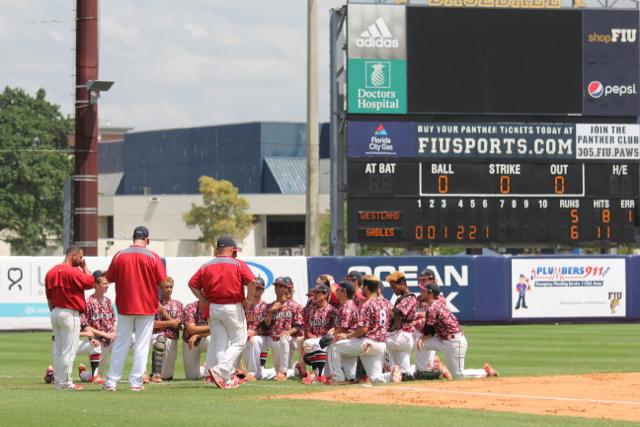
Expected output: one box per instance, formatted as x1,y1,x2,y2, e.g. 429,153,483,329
188,236,256,389
103,226,167,391
45,246,96,390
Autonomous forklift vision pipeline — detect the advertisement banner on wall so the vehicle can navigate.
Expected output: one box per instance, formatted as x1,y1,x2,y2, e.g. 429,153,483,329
511,257,626,318
347,4,407,114
307,256,475,320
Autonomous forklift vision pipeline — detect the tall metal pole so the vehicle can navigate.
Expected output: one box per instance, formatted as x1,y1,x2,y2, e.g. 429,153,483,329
329,8,346,255
74,0,99,255
306,0,320,256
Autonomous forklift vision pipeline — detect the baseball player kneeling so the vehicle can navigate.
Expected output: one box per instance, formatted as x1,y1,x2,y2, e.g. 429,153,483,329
300,283,337,384
243,277,270,380
416,283,498,379
150,277,183,383
262,277,304,381
330,275,401,385
182,300,210,380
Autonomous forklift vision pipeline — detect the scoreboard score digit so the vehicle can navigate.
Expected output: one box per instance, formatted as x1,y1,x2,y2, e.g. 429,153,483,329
347,159,639,246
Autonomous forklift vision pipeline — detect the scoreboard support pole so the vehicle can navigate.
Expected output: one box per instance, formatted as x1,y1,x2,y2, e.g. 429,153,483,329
330,7,347,255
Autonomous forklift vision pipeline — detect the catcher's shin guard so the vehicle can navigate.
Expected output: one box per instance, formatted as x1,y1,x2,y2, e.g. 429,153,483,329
151,335,167,376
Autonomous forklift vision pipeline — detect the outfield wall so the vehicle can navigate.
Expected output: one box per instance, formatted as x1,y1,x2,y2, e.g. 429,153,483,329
0,255,637,330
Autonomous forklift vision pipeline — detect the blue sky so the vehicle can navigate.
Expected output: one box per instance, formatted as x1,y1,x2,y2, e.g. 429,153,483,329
1,0,345,131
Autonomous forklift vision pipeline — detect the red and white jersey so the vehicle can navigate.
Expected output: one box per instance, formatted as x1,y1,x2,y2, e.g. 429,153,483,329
83,294,116,346
358,298,390,343
303,297,318,325
188,256,255,304
182,301,209,342
154,299,183,340
424,298,463,340
247,300,269,334
390,293,418,333
106,245,166,315
336,299,360,333
413,299,429,331
45,264,95,313
305,303,338,337
268,299,304,341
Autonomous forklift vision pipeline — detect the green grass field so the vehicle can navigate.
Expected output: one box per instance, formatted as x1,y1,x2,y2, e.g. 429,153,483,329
0,324,638,426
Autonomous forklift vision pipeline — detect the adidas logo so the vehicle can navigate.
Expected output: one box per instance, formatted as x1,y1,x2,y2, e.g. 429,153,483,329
356,17,399,49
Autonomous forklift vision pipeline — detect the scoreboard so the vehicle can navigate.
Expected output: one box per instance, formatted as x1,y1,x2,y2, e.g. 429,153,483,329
346,121,640,245
343,5,640,247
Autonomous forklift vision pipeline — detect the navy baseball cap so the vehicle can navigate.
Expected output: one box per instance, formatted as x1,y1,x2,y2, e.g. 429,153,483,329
419,268,436,280
344,271,363,282
421,283,441,296
255,277,266,289
337,280,355,294
310,283,330,294
273,276,294,289
132,226,149,240
216,236,237,248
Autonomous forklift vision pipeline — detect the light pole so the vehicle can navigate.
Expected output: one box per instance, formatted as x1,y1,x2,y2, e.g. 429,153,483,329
306,0,320,256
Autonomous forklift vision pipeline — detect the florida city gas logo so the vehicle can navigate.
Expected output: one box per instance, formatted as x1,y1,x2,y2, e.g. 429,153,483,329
588,28,637,44
356,17,399,49
587,80,637,99
367,123,395,154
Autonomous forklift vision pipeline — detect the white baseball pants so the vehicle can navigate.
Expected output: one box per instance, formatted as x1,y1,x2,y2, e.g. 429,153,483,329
50,308,81,389
264,336,292,374
207,303,247,384
105,315,154,389
331,338,387,383
420,333,487,378
244,335,269,379
413,330,436,371
385,330,414,374
183,336,210,380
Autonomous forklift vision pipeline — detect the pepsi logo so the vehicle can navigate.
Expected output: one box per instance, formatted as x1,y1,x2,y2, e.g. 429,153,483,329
588,81,604,99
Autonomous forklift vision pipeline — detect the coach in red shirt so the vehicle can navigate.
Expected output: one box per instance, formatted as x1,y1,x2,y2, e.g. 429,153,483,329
45,246,95,390
103,226,167,391
189,236,256,389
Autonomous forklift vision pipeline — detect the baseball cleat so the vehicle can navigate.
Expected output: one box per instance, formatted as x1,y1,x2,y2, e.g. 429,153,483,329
207,367,227,389
390,365,402,383
244,373,257,381
129,385,144,391
302,372,317,385
44,365,54,384
274,372,287,382
58,383,83,391
150,375,163,383
89,375,104,384
483,363,498,377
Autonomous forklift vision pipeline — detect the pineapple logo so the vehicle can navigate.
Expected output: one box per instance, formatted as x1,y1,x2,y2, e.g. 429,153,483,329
365,61,391,89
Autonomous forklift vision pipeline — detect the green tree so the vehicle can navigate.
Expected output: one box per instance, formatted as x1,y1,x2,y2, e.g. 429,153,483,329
0,87,73,254
183,176,253,251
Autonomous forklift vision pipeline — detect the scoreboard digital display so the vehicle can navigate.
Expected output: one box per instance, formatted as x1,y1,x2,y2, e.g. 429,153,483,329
346,121,640,246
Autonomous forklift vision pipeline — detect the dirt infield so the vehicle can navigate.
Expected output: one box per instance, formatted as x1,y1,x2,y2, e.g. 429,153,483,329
275,372,640,422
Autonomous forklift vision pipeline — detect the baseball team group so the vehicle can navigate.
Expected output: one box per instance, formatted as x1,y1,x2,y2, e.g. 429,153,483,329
44,226,497,391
